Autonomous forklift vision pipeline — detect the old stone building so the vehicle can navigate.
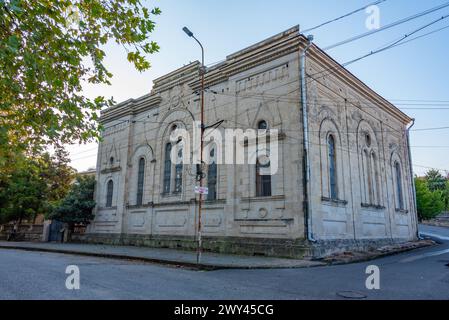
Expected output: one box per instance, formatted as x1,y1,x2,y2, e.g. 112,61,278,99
85,26,418,258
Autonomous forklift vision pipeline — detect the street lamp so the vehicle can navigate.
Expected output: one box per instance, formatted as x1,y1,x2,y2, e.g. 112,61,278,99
183,26,205,264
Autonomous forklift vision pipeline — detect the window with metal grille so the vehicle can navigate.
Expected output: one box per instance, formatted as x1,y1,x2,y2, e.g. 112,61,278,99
136,157,145,206
174,148,183,193
395,161,404,210
256,160,272,197
106,180,113,207
328,134,338,199
163,143,171,194
207,162,217,200
256,120,271,197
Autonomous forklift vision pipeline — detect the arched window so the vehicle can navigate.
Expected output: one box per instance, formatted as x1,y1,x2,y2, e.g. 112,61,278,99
106,180,113,207
256,160,272,197
109,157,114,166
328,134,338,199
207,148,217,200
371,152,380,205
163,143,172,194
258,120,268,130
363,149,372,204
360,132,381,206
395,161,404,210
136,158,145,206
174,148,183,193
256,120,271,197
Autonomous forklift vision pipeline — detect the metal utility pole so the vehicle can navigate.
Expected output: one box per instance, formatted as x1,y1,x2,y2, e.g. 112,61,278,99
183,27,206,264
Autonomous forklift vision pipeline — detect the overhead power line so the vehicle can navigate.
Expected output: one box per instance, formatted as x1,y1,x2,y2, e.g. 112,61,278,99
323,1,449,50
342,13,449,66
301,0,388,33
308,13,449,85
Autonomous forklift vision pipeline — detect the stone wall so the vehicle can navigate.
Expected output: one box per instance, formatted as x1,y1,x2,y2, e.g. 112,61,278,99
0,224,44,242
305,48,417,243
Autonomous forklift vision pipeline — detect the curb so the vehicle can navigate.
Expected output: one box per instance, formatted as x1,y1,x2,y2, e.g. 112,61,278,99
0,245,324,270
0,245,220,271
320,240,436,266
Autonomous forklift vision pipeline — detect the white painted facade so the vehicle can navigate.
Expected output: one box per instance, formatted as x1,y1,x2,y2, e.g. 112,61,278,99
88,26,418,256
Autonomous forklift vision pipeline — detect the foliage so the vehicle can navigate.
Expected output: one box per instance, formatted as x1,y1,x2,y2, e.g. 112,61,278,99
0,149,75,224
48,174,95,229
415,177,445,221
444,180,449,212
38,147,76,203
0,154,48,224
425,169,446,192
0,0,160,159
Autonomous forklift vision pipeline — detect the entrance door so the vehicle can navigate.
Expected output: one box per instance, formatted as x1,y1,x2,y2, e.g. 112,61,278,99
48,220,64,242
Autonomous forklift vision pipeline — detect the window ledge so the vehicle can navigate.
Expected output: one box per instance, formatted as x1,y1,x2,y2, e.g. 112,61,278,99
204,199,225,204
241,195,285,202
321,197,348,206
100,166,121,174
98,206,117,210
361,203,386,210
395,208,409,214
161,192,182,198
127,203,153,209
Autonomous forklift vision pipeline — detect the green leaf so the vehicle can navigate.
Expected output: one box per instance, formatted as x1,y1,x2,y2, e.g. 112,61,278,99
7,35,20,52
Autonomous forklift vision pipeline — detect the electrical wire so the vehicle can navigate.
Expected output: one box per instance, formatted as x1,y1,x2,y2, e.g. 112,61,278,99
322,1,449,50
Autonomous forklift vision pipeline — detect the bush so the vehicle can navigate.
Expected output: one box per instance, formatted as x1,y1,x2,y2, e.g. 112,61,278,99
415,177,445,221
49,175,96,231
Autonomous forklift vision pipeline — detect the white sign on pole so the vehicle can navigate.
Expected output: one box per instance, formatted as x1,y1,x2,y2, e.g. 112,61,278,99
194,186,209,195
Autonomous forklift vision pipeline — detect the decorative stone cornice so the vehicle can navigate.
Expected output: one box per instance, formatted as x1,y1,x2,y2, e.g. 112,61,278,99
100,94,162,124
189,26,301,90
151,61,200,94
99,25,412,127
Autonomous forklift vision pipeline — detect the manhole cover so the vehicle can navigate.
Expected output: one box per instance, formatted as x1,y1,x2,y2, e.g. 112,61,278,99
336,291,367,299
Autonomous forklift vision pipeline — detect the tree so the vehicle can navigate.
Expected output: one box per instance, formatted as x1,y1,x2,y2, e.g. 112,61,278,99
0,1,161,159
415,177,445,221
425,169,446,192
49,175,96,231
444,180,449,212
38,147,75,204
0,150,75,225
0,155,49,224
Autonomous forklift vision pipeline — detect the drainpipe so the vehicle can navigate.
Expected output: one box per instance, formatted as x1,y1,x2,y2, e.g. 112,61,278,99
300,35,316,242
406,119,419,239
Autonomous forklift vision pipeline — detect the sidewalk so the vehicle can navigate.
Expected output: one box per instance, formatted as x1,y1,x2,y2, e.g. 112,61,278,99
0,241,325,270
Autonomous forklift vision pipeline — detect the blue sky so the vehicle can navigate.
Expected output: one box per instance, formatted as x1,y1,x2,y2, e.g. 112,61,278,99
71,0,449,176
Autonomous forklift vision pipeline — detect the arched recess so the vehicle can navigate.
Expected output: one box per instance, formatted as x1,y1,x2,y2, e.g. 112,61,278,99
128,144,155,206
246,103,283,198
100,175,118,208
357,120,382,207
155,109,193,197
319,118,345,201
390,152,407,212
251,102,276,129
103,141,120,168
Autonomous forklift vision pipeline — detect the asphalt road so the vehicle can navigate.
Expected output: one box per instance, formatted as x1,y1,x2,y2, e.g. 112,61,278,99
0,225,448,300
